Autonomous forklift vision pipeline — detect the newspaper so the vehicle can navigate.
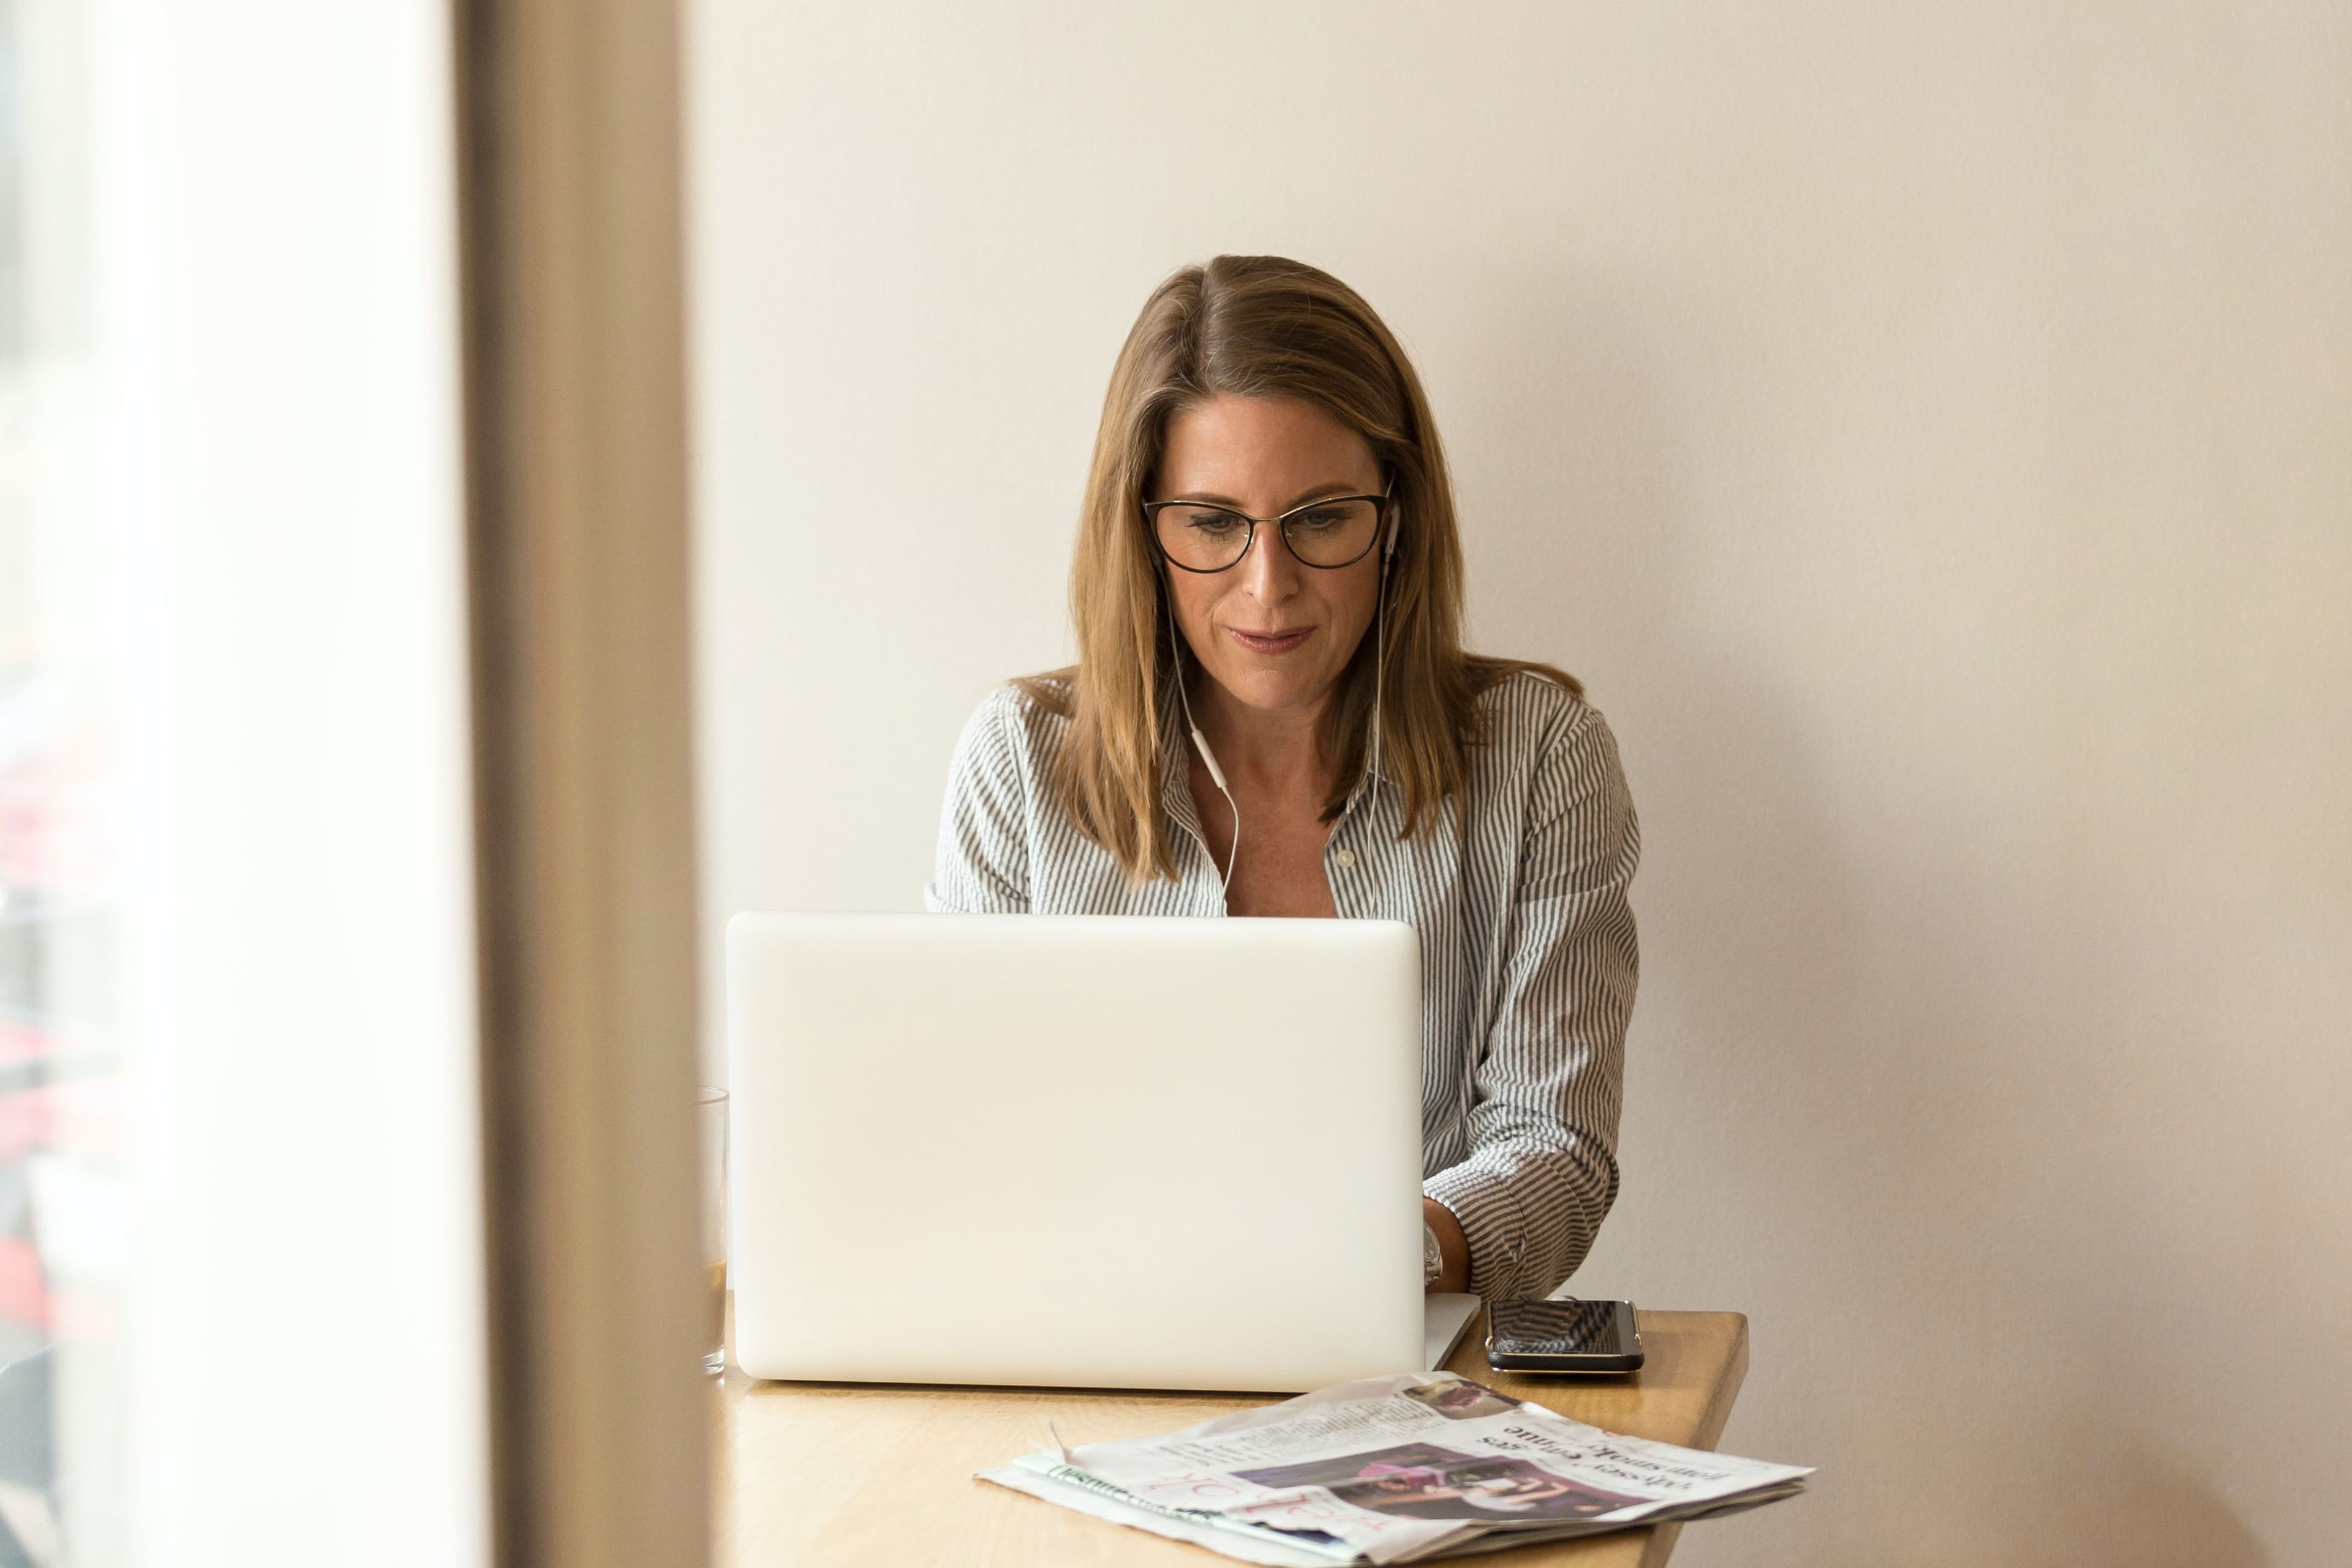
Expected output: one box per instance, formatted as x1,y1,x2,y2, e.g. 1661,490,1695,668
978,1373,1810,1566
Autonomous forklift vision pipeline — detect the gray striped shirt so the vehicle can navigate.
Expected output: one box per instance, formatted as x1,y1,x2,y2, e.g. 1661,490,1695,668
924,669,1639,1302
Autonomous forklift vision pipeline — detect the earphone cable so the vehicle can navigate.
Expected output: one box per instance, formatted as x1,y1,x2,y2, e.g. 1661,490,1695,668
1166,588,1240,897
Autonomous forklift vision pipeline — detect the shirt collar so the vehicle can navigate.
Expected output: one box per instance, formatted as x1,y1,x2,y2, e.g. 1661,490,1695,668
1156,699,1206,844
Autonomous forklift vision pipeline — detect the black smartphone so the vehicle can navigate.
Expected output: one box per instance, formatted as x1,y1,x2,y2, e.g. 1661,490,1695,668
1485,1298,1644,1373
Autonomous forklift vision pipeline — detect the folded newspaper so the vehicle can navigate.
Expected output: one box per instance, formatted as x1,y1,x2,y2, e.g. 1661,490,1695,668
978,1373,1810,1566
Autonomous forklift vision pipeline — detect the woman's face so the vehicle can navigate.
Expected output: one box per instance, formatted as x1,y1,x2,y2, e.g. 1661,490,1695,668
1155,394,1384,722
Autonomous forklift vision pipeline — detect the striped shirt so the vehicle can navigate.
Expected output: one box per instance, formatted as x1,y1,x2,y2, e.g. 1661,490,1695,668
924,669,1640,1302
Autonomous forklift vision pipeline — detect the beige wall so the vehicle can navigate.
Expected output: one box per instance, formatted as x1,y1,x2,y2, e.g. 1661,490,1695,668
687,6,2351,1564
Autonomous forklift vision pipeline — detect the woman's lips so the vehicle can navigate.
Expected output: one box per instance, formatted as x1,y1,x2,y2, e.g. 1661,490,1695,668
1227,626,1313,655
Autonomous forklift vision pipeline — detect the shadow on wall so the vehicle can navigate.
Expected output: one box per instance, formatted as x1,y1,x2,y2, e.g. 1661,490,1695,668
1442,262,2270,1567
2034,1424,2269,1568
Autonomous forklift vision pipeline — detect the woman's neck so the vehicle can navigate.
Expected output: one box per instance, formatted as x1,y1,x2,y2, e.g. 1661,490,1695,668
1188,674,1330,797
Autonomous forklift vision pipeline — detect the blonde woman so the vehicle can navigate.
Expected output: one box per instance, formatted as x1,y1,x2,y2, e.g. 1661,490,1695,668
925,255,1638,1303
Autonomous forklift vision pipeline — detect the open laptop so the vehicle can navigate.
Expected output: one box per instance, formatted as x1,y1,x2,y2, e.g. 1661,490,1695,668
727,911,1476,1392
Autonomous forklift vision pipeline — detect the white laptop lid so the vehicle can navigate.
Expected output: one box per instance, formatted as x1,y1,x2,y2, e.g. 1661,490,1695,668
727,911,1425,1392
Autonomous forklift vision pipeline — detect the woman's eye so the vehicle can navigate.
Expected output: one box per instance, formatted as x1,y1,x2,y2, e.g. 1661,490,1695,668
1292,509,1348,531
1180,510,1245,533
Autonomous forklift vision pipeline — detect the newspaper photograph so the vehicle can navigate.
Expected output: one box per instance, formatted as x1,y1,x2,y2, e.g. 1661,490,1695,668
978,1373,1811,1566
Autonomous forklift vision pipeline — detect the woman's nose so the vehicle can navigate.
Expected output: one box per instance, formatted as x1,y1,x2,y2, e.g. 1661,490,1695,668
1237,523,1302,601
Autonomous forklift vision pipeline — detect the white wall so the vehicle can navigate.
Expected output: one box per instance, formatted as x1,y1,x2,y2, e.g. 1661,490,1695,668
688,6,2351,1564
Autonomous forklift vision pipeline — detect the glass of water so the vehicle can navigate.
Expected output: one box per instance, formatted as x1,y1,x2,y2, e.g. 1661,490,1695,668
699,1087,729,1376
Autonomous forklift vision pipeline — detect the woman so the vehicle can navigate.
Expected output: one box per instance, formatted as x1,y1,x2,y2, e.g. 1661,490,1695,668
925,255,1638,1303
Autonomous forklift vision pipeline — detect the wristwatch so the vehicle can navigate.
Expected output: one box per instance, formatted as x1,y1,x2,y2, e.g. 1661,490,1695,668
1423,1221,1443,1286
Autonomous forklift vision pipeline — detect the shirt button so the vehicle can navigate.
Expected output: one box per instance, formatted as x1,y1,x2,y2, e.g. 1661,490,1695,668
1333,848,1356,870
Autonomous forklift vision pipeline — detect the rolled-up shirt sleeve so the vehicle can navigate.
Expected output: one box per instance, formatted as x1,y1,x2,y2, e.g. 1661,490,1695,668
1422,703,1638,1301
924,688,1036,914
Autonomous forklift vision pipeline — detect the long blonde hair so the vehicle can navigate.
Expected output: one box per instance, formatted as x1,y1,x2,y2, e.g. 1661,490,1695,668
1020,254,1577,882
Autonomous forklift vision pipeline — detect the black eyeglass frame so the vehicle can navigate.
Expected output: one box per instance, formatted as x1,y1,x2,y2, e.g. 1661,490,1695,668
1141,491,1393,574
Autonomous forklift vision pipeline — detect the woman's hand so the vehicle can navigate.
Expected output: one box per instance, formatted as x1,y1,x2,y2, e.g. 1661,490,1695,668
1423,1198,1469,1293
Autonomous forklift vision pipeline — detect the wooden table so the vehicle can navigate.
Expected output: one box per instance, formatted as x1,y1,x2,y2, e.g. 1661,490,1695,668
714,1308,1749,1567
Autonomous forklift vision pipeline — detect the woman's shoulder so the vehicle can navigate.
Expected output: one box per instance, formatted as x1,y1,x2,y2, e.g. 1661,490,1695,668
1467,658,1607,755
1464,660,1634,832
953,673,1075,766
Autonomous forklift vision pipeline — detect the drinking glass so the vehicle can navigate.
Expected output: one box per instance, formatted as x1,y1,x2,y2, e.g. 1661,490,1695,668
699,1086,729,1376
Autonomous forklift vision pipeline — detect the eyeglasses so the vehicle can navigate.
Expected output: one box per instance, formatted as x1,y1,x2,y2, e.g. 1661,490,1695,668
1143,492,1388,574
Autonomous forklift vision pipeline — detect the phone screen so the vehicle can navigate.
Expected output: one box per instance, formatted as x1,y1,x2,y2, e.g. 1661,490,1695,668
1490,1299,1630,1354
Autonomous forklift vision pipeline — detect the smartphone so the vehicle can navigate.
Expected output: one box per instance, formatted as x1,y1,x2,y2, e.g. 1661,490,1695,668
1485,1298,1643,1373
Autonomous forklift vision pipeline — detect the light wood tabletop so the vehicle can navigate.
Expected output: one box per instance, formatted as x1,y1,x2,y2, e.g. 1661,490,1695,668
714,1306,1749,1567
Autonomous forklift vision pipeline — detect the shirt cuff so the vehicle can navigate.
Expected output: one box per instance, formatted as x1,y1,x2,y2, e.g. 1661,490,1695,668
1422,1160,1533,1302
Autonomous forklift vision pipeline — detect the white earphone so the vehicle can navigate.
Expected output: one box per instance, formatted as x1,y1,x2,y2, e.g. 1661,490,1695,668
1167,587,1240,893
